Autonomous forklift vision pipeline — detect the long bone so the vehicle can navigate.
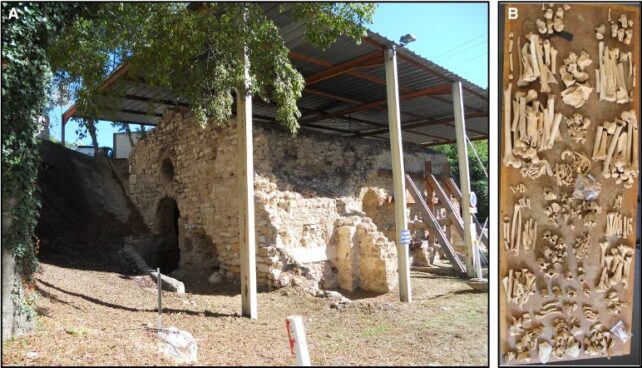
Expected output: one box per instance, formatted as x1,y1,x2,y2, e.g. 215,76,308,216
592,126,604,159
503,84,521,168
602,121,625,177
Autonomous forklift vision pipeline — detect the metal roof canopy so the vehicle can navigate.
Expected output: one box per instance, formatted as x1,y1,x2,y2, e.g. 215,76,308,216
61,3,488,147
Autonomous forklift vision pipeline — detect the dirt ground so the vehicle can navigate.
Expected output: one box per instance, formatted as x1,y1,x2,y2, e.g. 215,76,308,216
1,262,487,366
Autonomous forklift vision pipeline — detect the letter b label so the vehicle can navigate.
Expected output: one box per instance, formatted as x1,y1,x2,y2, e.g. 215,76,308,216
508,7,518,20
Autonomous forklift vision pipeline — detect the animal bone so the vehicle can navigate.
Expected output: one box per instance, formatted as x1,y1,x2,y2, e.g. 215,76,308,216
584,323,614,357
602,121,625,178
595,266,610,292
503,83,521,168
595,24,606,39
565,113,591,143
599,240,609,266
509,33,514,74
572,232,590,259
510,183,527,193
561,149,591,173
537,19,547,34
592,126,604,159
583,305,599,321
562,84,593,108
553,163,574,186
543,188,557,201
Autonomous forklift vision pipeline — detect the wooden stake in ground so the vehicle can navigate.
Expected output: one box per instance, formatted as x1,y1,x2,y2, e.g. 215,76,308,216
286,315,311,366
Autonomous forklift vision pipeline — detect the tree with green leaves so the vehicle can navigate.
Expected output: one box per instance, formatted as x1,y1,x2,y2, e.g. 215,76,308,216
431,140,489,223
49,2,376,132
1,1,90,339
2,2,375,339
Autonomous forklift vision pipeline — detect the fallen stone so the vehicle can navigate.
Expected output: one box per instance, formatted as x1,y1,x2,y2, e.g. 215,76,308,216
121,245,186,293
169,269,190,282
25,352,38,360
208,272,222,284
149,271,185,294
157,327,197,364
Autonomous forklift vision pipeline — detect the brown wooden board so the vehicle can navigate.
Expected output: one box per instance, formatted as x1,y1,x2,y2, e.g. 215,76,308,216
500,2,640,364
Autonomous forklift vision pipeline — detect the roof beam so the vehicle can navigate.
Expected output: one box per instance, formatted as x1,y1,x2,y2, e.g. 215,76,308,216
423,135,488,147
291,50,481,116
300,83,452,124
362,36,489,102
354,111,488,138
123,94,190,108
304,50,383,85
62,63,133,124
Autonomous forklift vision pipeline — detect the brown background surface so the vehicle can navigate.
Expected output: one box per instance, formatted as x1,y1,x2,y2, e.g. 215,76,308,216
499,2,640,364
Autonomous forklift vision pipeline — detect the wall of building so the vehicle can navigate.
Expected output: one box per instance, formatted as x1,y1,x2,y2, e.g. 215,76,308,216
128,110,448,293
113,131,143,159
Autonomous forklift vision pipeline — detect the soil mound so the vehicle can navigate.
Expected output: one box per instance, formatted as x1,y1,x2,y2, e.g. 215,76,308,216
35,140,150,272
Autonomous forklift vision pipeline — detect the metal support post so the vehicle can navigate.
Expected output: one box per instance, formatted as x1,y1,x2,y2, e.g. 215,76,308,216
452,81,476,278
385,46,411,302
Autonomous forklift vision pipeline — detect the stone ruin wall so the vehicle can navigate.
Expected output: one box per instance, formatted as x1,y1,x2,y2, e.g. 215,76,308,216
128,110,448,293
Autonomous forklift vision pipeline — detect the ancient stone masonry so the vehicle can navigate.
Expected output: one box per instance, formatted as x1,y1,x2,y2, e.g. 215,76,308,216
128,110,447,293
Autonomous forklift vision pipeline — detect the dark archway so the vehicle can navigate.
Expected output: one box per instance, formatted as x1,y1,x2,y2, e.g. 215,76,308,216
160,158,175,184
154,197,180,273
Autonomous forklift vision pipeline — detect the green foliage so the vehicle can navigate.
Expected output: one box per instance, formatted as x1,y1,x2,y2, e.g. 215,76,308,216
3,3,55,276
431,140,489,222
49,3,375,132
2,2,87,322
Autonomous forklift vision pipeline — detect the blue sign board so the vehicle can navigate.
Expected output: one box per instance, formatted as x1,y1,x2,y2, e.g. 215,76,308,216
400,229,411,246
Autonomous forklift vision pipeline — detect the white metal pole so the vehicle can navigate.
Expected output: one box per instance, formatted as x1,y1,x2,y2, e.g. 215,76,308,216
286,315,311,366
452,81,476,278
384,46,411,303
238,43,258,319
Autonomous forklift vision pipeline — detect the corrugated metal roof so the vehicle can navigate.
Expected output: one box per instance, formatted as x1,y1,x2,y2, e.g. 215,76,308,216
62,3,488,147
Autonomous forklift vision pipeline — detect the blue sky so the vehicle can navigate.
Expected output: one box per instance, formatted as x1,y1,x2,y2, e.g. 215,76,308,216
49,2,488,148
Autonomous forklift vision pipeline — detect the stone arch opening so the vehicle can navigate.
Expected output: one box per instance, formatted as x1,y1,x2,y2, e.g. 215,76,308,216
153,197,180,273
160,158,174,184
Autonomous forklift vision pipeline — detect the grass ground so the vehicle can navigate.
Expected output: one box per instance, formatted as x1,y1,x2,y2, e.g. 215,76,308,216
2,262,487,366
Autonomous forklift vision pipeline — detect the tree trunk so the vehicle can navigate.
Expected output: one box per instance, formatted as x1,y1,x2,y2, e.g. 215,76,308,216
125,124,135,147
87,120,99,156
2,197,16,340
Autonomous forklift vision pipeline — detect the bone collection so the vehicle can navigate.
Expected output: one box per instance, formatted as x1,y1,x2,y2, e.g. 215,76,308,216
584,322,615,358
596,13,634,45
551,318,581,359
595,243,634,292
502,87,561,172
502,4,638,364
605,212,633,238
597,43,635,104
504,325,544,363
564,113,592,143
592,110,639,188
502,268,537,308
559,51,594,108
572,232,590,259
577,200,602,228
542,193,576,228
